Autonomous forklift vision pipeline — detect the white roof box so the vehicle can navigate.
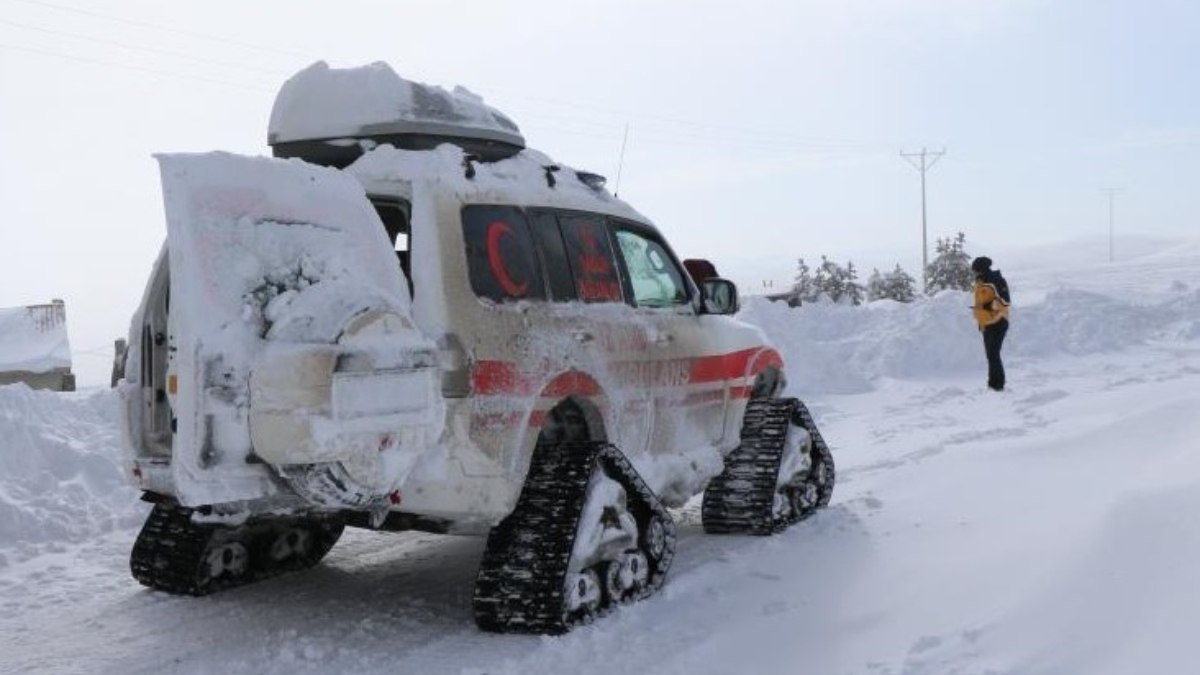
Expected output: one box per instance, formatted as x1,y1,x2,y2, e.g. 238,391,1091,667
268,61,525,166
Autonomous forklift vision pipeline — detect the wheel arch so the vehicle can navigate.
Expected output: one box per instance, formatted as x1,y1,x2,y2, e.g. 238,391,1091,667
509,370,612,494
746,347,786,400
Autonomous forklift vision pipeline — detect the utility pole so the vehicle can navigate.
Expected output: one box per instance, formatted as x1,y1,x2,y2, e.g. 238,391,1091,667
901,147,947,292
1099,187,1122,263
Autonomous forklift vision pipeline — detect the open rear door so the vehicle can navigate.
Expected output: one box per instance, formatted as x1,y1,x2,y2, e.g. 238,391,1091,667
157,152,440,507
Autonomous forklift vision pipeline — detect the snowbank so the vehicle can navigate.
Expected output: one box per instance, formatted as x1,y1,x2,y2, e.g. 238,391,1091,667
0,302,72,374
0,385,144,567
740,283,1200,395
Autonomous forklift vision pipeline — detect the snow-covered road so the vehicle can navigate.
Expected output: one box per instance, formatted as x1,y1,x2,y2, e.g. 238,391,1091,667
4,240,1200,675
4,339,1198,675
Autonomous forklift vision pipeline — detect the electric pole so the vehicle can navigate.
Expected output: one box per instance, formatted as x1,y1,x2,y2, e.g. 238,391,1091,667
1099,187,1122,263
901,147,947,292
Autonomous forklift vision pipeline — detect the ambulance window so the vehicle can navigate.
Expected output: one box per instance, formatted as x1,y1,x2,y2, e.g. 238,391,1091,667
614,228,689,308
528,211,577,302
558,213,623,303
462,205,546,303
370,198,413,295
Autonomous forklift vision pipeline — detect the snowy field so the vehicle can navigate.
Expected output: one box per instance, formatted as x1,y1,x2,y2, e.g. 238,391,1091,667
2,240,1198,675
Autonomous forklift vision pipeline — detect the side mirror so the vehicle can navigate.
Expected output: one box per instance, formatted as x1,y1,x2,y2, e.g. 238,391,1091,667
701,278,739,315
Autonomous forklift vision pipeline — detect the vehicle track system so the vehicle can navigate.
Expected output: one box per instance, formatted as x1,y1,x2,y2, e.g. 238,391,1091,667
130,503,344,595
701,397,834,535
473,441,676,634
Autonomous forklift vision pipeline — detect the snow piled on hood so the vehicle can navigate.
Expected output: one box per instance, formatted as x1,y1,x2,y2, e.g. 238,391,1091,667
0,385,144,567
0,304,72,374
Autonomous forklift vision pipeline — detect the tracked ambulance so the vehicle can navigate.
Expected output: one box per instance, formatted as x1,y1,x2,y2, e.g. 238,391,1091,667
119,62,835,633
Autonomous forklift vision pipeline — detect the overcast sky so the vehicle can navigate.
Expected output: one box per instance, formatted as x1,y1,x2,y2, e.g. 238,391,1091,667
2,0,1197,385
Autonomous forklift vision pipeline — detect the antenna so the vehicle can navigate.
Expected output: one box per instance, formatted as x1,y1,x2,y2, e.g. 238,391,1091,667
614,123,630,197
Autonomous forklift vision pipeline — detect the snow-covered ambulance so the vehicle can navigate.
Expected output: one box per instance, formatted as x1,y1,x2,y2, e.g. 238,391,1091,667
119,62,834,633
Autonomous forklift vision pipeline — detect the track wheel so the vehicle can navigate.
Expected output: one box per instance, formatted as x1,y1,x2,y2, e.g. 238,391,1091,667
130,504,344,596
472,442,676,634
702,397,836,535
202,539,250,588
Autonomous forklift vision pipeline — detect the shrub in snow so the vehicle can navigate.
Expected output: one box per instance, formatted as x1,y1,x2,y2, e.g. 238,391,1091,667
789,257,816,306
808,256,865,306
867,264,918,303
925,232,973,294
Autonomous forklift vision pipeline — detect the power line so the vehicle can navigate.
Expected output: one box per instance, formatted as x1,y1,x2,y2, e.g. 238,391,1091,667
0,42,273,92
3,1,900,156
0,18,292,75
489,88,895,152
900,147,947,292
4,0,314,59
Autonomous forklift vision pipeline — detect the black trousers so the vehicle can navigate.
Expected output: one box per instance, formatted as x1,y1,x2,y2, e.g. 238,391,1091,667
982,319,1008,390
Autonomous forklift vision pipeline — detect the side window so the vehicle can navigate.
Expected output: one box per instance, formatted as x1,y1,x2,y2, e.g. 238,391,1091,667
462,205,546,303
614,228,689,308
559,214,623,303
370,197,412,295
528,211,577,302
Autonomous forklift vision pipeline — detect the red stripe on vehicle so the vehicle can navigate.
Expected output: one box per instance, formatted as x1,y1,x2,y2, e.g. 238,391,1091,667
473,347,784,396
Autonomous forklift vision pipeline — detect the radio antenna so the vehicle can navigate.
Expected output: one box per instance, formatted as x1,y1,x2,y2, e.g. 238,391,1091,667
614,123,629,198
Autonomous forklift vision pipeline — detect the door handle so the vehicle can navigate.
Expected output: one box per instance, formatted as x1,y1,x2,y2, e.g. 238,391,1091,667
653,332,674,346
573,331,594,344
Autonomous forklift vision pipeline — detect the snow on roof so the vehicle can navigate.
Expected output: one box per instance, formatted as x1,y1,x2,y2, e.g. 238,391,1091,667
268,61,524,148
0,301,72,374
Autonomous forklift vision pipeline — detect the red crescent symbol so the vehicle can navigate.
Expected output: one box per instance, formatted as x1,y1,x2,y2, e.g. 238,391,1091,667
486,220,528,297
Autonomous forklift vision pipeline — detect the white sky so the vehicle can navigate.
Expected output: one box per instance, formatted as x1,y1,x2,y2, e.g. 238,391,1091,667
1,0,1197,385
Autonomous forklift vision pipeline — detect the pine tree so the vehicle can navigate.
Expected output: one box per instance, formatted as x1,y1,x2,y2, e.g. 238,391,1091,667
925,232,972,294
866,268,886,302
866,264,917,303
886,263,917,302
791,257,815,305
843,260,865,306
813,255,845,303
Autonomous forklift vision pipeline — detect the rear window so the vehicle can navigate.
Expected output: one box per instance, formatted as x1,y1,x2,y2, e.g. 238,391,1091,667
462,205,546,303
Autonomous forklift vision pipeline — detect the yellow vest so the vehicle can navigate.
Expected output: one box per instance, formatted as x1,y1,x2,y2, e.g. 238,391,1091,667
973,281,1010,328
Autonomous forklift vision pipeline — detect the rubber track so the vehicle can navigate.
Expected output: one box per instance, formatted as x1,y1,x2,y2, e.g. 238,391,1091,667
473,441,676,634
702,397,835,535
794,399,836,510
130,503,343,596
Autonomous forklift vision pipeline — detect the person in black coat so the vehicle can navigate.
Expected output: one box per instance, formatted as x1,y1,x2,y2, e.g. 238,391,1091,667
971,257,1011,391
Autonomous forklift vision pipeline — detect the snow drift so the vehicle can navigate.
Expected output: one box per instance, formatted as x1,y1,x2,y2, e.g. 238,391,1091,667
742,283,1200,395
0,385,143,567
